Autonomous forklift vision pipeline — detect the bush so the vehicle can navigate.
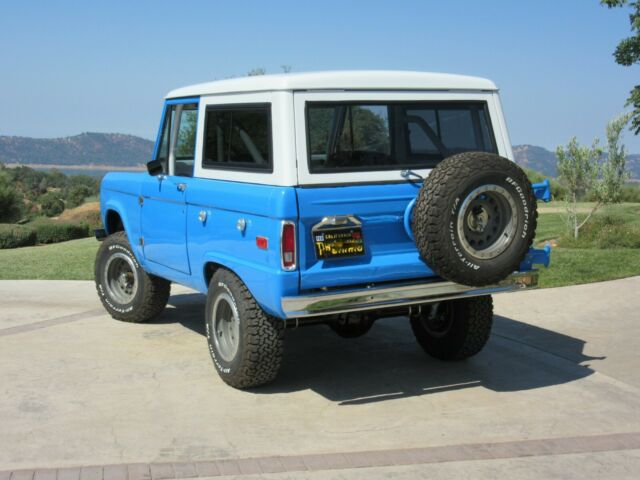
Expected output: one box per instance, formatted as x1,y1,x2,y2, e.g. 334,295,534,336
523,168,568,200
0,171,24,222
32,221,91,244
559,214,640,249
39,192,65,217
0,224,37,249
65,185,92,208
620,184,640,203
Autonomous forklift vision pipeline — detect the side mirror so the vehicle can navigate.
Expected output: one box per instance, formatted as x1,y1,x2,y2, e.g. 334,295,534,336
146,159,164,176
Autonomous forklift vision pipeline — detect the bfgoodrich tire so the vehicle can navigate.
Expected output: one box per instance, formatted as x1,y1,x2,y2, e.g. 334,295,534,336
94,231,171,323
413,152,537,287
205,269,284,389
410,296,493,360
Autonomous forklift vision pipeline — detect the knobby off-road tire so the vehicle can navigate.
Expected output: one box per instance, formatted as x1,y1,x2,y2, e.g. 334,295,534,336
205,269,284,389
410,296,493,360
413,152,537,287
95,231,171,323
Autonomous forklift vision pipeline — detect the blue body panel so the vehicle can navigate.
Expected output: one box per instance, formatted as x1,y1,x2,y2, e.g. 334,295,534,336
295,182,436,291
140,175,193,274
101,173,299,318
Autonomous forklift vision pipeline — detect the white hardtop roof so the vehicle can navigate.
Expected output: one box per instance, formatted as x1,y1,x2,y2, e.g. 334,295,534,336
166,70,498,98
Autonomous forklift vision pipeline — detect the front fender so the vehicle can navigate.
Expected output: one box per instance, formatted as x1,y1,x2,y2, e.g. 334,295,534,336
101,196,143,263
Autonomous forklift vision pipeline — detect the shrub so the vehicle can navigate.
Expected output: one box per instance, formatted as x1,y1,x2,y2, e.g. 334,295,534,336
523,168,567,200
0,224,37,249
65,185,92,208
559,214,640,249
0,171,24,222
39,192,65,217
32,221,91,244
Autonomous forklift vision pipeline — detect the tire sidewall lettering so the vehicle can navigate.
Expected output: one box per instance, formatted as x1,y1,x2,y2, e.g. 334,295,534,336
207,280,239,375
504,176,531,239
97,241,138,314
450,197,480,270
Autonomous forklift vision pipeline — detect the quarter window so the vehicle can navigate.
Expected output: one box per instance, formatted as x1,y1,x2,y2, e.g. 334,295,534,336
174,104,198,177
202,104,272,172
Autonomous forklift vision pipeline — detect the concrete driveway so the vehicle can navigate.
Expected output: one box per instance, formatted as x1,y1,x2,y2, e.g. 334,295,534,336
1,277,639,479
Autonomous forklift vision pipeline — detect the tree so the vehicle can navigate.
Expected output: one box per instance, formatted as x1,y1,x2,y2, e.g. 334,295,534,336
247,68,266,76
0,170,23,222
280,65,292,73
557,115,631,239
39,192,65,217
556,137,603,239
596,113,632,203
601,1,640,133
66,185,92,208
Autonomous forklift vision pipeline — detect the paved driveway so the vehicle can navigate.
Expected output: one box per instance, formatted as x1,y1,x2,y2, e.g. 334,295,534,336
1,277,639,479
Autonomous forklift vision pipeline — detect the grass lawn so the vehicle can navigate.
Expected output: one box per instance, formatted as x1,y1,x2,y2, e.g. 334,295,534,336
0,237,98,280
534,202,640,286
0,202,638,288
537,248,640,288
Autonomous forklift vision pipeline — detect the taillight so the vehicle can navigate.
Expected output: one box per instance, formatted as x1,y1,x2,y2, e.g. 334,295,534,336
281,221,296,271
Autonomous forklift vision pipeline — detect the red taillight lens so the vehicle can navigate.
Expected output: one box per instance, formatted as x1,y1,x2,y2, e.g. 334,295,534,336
281,222,296,270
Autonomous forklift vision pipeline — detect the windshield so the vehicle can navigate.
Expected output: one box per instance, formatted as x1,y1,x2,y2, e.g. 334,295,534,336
307,101,496,173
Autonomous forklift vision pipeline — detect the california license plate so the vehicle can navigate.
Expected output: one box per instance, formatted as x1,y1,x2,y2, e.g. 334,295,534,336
313,227,365,260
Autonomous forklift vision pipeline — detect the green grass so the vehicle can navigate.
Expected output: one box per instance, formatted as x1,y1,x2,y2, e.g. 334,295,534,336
0,237,98,280
0,203,638,288
534,202,640,287
537,248,640,288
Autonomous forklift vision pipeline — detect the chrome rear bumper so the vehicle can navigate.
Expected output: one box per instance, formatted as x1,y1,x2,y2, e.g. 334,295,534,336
281,271,538,319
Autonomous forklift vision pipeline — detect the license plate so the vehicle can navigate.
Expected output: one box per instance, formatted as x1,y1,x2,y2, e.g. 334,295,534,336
313,227,365,260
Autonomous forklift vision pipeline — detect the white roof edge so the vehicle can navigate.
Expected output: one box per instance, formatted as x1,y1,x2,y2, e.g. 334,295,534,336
166,70,498,99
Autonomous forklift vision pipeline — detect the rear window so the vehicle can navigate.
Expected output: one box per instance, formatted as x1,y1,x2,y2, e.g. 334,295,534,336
307,102,496,173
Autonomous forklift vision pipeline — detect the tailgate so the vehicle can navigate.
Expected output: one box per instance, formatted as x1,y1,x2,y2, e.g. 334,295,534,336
295,183,436,291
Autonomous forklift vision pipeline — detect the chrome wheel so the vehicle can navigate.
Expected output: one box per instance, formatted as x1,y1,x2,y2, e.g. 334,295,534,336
103,252,138,304
457,185,518,260
212,293,240,362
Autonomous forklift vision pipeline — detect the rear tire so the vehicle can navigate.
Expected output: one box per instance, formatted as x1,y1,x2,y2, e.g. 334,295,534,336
410,296,493,360
329,313,375,338
205,269,284,389
95,231,171,323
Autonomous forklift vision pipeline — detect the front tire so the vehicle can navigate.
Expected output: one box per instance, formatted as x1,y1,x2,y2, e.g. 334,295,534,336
94,231,171,323
410,296,493,360
205,269,284,389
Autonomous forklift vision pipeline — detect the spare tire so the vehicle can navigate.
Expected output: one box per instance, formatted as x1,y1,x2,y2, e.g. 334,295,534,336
413,152,537,286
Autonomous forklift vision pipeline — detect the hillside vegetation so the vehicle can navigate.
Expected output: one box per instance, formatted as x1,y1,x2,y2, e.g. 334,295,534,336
0,132,153,166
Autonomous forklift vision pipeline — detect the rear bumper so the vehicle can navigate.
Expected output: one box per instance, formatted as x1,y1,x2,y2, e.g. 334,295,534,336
281,271,538,319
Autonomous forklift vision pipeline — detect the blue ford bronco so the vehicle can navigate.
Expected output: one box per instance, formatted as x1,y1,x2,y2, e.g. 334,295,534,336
95,71,551,389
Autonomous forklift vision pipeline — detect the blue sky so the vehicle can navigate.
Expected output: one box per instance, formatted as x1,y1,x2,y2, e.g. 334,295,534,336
1,0,639,152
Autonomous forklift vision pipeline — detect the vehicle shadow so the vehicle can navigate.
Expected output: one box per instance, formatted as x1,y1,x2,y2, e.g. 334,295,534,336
160,292,605,405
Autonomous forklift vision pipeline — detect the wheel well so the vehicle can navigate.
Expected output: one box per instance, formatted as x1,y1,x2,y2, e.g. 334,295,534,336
106,210,124,234
204,262,222,287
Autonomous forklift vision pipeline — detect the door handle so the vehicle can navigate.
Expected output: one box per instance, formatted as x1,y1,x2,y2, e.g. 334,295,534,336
177,183,187,192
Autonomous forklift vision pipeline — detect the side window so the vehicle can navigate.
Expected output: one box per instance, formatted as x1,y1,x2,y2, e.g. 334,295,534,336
202,104,272,172
174,104,198,177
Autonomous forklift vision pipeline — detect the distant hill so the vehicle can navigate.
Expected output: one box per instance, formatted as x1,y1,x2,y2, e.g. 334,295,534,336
513,144,640,180
1,132,638,179
0,132,153,167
